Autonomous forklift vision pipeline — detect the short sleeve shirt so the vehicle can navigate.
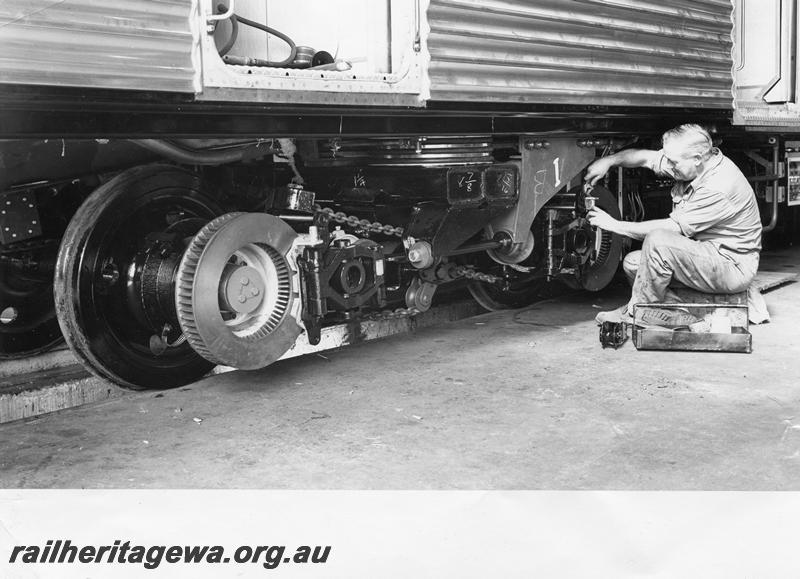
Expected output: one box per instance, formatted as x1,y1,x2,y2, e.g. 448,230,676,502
647,149,762,254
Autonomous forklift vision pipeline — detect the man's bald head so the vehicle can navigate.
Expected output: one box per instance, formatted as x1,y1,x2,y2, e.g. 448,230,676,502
662,124,714,159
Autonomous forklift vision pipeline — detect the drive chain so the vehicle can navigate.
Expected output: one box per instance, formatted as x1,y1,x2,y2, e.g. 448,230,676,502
364,306,422,321
313,205,405,238
364,266,501,322
453,265,502,284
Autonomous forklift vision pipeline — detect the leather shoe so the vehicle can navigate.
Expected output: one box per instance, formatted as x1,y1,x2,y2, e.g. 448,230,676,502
594,305,633,325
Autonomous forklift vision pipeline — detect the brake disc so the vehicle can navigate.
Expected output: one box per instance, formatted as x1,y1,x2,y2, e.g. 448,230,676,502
175,212,303,369
561,184,623,291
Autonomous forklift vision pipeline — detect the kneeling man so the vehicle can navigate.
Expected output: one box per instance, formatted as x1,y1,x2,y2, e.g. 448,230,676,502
584,124,762,323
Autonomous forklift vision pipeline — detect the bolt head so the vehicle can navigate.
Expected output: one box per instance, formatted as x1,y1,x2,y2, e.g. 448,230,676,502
241,277,250,285
238,295,247,303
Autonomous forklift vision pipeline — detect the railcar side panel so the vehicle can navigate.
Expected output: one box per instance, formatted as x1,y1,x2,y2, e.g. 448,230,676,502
0,0,200,93
732,0,800,129
1,0,735,110
426,0,734,109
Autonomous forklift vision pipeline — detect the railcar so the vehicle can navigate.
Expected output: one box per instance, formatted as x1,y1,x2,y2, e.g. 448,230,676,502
0,0,793,389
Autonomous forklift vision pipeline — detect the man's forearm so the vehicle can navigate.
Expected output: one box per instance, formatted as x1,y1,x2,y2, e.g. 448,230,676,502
585,148,662,186
603,218,681,241
603,149,659,170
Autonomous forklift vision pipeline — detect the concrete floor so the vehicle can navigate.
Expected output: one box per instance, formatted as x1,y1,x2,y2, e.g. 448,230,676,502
1,247,799,490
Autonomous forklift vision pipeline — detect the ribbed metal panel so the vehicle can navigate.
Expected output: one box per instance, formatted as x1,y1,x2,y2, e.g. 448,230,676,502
0,0,199,93
426,0,734,108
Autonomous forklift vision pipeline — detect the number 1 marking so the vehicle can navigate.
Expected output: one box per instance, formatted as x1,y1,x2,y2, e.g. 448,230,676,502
553,158,561,188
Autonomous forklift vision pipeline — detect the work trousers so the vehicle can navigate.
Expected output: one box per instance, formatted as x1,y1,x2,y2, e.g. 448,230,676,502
622,229,759,311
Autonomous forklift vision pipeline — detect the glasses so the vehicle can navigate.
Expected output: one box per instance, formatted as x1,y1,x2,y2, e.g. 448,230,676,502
665,139,713,167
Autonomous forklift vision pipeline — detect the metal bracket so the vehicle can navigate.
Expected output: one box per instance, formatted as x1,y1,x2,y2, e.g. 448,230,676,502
0,191,43,245
207,0,234,24
405,277,436,312
485,137,595,263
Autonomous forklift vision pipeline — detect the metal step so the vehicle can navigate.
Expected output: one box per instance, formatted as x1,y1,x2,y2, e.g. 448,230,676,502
0,363,124,424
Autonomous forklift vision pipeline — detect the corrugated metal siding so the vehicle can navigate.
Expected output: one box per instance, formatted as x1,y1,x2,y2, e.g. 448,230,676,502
0,0,199,93
426,0,734,108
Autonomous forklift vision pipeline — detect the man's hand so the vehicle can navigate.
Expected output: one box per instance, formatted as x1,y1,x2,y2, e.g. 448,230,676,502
587,207,618,233
584,158,612,186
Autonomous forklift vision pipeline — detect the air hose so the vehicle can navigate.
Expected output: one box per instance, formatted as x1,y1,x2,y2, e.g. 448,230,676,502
129,140,278,166
216,3,298,68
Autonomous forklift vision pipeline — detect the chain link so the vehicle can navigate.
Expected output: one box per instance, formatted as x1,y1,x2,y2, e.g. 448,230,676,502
365,306,422,321
454,265,502,284
363,266,500,322
313,205,405,238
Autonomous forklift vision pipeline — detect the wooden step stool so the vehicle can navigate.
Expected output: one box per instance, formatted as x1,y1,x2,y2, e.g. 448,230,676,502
666,287,747,306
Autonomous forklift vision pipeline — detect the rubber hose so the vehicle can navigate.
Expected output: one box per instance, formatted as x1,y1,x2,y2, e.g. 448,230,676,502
215,4,297,67
129,140,277,166
217,13,238,57
234,14,297,67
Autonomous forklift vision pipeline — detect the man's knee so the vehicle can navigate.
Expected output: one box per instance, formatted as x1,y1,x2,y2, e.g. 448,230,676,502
639,229,690,277
642,228,679,253
622,250,640,284
641,229,688,264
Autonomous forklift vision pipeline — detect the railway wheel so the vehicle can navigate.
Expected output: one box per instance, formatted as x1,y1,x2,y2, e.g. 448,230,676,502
0,249,63,358
467,268,544,311
175,212,302,370
54,164,222,389
560,184,623,291
467,229,546,311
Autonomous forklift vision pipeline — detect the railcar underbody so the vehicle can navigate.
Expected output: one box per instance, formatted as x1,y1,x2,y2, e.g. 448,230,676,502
0,128,641,388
